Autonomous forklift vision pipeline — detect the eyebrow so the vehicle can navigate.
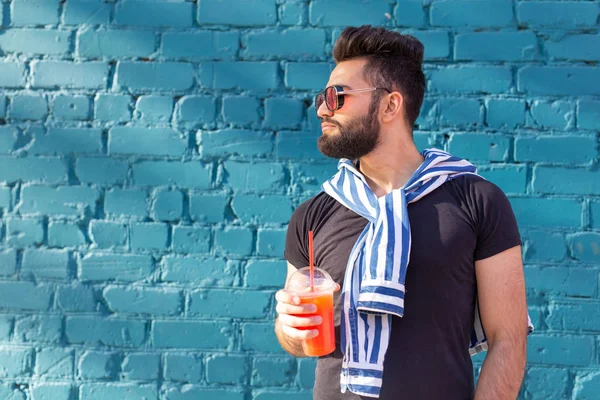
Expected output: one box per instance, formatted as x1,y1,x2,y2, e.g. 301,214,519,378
330,83,352,90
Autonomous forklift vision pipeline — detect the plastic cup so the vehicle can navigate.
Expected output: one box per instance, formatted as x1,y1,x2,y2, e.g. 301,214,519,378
286,266,336,357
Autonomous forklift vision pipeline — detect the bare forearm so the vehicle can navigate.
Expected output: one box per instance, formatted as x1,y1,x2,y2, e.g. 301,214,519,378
474,340,526,400
274,317,307,357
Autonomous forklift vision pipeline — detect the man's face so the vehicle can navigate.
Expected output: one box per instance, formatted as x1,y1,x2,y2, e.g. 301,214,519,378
317,58,381,160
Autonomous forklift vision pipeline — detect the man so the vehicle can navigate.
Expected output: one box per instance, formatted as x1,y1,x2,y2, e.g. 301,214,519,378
275,25,530,399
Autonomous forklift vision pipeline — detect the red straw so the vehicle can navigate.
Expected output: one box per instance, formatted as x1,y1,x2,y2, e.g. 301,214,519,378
308,230,315,292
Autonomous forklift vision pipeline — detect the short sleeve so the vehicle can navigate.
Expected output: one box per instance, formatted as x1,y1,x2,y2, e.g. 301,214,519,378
470,178,522,261
284,200,310,269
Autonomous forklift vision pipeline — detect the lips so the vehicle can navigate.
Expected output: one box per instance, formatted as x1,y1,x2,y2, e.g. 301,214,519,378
321,123,337,129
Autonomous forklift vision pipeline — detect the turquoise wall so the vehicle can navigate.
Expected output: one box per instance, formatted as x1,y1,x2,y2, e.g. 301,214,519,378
0,0,599,398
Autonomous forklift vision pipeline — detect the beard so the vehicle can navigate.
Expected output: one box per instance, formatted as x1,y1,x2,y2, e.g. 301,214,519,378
317,97,381,160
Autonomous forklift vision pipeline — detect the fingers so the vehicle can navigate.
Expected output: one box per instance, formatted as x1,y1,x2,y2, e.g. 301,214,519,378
334,283,341,292
275,289,299,305
278,313,322,328
280,324,319,340
275,301,316,315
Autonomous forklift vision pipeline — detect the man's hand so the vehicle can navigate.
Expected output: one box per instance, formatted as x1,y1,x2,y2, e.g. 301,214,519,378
275,289,322,340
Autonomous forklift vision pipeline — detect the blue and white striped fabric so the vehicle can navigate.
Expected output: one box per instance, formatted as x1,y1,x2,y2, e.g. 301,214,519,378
321,148,533,398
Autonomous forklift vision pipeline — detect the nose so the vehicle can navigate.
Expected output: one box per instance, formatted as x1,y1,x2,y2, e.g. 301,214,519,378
316,100,333,119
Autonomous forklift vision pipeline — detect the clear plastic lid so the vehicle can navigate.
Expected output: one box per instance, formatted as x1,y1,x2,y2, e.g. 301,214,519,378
285,266,335,295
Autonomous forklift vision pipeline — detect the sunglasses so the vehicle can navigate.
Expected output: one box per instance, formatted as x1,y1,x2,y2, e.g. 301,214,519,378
315,85,391,115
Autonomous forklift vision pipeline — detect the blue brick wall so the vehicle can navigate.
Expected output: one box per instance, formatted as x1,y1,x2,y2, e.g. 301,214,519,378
0,1,598,399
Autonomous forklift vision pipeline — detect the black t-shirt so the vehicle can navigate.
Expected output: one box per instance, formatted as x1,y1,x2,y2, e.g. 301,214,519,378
284,175,521,400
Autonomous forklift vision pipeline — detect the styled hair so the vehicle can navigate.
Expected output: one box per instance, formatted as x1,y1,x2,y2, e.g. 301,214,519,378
333,25,426,127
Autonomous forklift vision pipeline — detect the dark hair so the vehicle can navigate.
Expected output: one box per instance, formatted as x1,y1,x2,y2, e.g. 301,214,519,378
333,25,426,127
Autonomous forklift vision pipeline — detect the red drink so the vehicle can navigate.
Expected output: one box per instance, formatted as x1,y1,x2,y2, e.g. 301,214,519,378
295,290,335,356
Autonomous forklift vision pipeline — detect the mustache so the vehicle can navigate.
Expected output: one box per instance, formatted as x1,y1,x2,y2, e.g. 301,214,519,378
320,117,341,127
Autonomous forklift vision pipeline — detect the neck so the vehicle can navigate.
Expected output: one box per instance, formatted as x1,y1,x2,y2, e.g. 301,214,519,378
358,129,424,197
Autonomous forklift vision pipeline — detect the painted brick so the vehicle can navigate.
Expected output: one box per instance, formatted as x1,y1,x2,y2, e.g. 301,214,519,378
455,31,537,61
176,96,216,128
189,193,228,223
523,230,566,263
0,282,52,311
114,0,193,28
527,100,574,130
80,384,157,400
447,133,510,162
163,31,239,61
66,316,146,347
232,195,293,224
524,266,596,298
573,372,600,400
284,63,331,91
152,320,233,349
172,226,211,254
298,358,317,389
0,62,26,88
0,29,70,55
95,94,132,122
0,316,12,340
244,29,325,59
222,96,261,126
105,189,148,218
130,222,169,252
79,253,153,282
253,392,311,400
0,348,32,378
56,284,97,312
22,248,70,279
224,162,286,193
11,0,60,26
519,66,600,95
78,351,120,379
0,96,6,118
199,130,274,158
277,131,325,160
510,197,582,228
114,62,194,92
0,157,67,184
77,28,155,59
52,95,90,120
486,99,525,128
396,0,426,27
76,157,129,185
161,257,237,286
164,387,244,400
164,354,202,383
198,0,277,26
109,127,186,157
32,61,108,89
104,286,181,316
215,227,254,256
63,0,111,25
577,99,600,130
517,1,598,28
478,165,527,194
6,217,44,246
30,383,71,399
241,323,285,353
279,0,306,26
568,233,600,264
89,221,127,248
34,349,74,378
528,335,593,366
152,190,183,222
251,357,295,386
0,385,25,400
29,127,102,155
546,34,600,61
19,185,98,217
309,0,390,26
121,353,159,381
9,94,48,120
0,249,17,276
523,368,569,400
547,301,600,332
0,127,18,154
14,315,61,343
429,66,512,94
0,185,11,208
189,289,271,319
134,96,174,124
431,0,513,27
206,354,247,384
257,228,286,257
592,201,600,229
405,30,449,60
534,167,600,195
264,97,304,129
200,62,279,91
438,98,482,127
516,136,594,165
290,162,337,194
132,161,212,189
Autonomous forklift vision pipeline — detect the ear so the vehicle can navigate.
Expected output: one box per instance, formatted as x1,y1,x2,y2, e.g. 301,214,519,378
380,92,404,123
